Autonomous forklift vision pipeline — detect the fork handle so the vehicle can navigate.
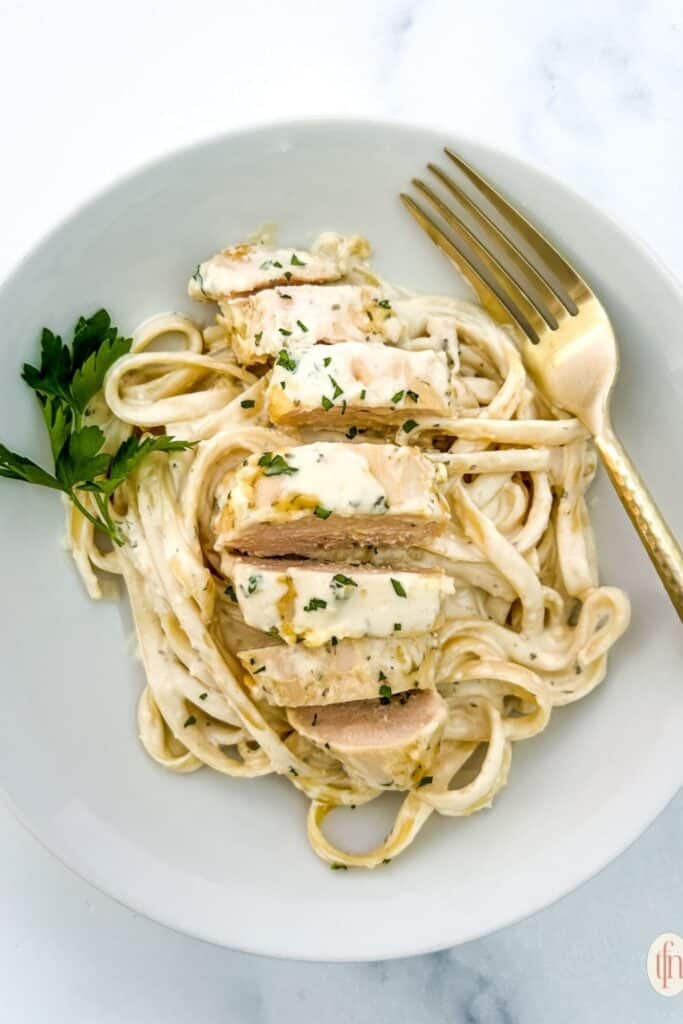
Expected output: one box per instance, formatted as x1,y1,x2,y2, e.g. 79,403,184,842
595,426,683,621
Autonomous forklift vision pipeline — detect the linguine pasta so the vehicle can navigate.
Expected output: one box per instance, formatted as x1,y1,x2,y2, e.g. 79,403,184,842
65,232,630,868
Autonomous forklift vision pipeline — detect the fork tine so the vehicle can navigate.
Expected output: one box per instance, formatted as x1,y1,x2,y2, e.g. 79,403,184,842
444,147,591,306
399,192,537,343
412,177,549,337
427,162,571,322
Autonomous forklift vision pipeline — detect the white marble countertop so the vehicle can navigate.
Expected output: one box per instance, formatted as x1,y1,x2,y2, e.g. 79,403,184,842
0,1,681,1020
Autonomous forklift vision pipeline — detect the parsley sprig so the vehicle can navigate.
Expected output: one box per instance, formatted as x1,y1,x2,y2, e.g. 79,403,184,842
0,310,193,545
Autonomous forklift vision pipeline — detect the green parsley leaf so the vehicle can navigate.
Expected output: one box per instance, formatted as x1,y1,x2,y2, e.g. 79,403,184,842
377,299,392,310
276,348,297,371
332,573,357,588
402,419,418,433
378,683,392,704
183,715,197,728
246,574,261,595
296,319,309,333
391,390,405,404
406,390,419,403
0,444,63,491
359,389,366,400
254,331,263,345
278,328,292,337
323,356,332,367
330,863,348,870
291,253,306,266
304,597,327,611
393,622,402,631
345,426,358,440
70,317,132,412
198,693,208,701
97,434,193,496
314,505,332,519
417,776,433,788
321,395,333,411
390,578,407,598
240,399,255,409
257,452,298,476
328,375,343,400
224,584,237,602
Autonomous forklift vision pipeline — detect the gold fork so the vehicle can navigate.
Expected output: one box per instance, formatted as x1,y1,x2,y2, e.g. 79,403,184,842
401,149,683,621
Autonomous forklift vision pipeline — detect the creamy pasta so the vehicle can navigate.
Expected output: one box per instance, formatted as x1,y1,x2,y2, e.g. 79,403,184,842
66,232,630,868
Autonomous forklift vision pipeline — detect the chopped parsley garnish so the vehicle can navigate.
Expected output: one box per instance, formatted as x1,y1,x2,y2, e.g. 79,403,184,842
272,260,283,268
330,863,348,870
378,670,387,682
183,715,197,728
417,776,433,788
377,299,392,309
296,319,309,333
246,574,261,595
240,399,255,409
198,693,208,701
390,578,407,598
391,390,405,404
304,597,327,612
254,331,263,345
291,253,306,266
224,584,237,602
278,328,292,337
345,426,358,440
276,348,297,371
253,665,267,674
406,390,419,403
393,622,402,631
257,452,298,476
323,356,332,367
378,683,392,704
330,635,338,646
332,573,357,588
284,271,292,280
279,292,292,299
314,505,332,519
328,375,343,399
402,419,418,433
321,395,333,411
0,310,193,546
359,389,366,400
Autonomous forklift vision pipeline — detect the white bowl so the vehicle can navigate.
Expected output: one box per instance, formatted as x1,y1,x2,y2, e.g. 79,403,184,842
0,119,681,962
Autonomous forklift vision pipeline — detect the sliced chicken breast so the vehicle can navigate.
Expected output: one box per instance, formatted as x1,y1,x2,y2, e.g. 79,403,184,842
213,442,449,558
188,234,371,303
189,246,342,303
220,285,403,364
288,689,447,789
238,634,436,706
230,560,454,646
267,341,450,427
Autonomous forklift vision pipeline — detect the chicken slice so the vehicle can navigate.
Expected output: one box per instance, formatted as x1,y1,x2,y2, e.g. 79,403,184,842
220,285,403,364
188,234,371,303
230,560,454,647
238,635,436,706
267,341,450,427
288,689,447,789
189,246,342,303
213,441,449,558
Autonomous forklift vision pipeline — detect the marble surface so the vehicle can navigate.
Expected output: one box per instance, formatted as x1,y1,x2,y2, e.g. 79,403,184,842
0,0,681,1020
